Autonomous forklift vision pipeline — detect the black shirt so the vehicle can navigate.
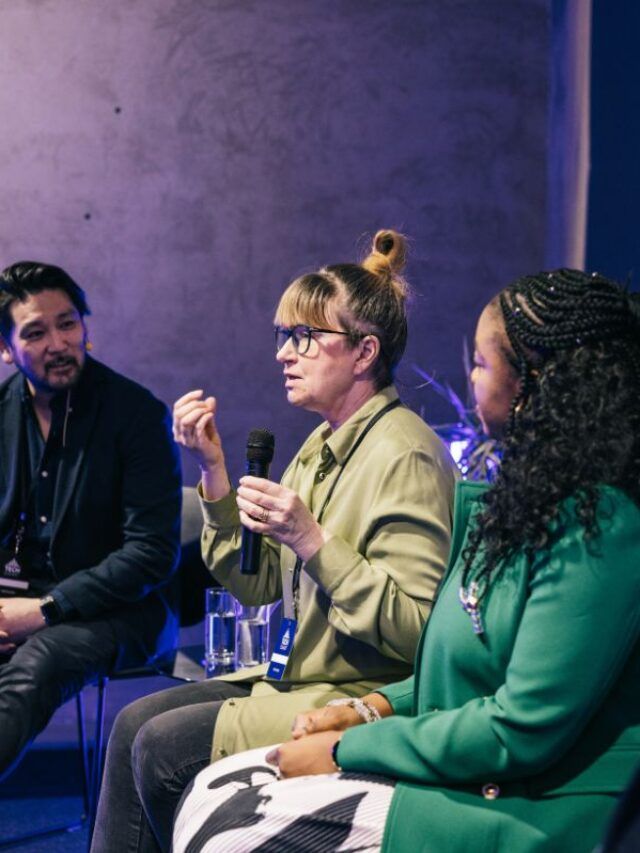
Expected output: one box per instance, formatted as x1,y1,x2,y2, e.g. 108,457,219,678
18,386,69,591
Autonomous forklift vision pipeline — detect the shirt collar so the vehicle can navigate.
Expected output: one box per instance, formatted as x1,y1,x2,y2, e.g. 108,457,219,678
297,385,400,466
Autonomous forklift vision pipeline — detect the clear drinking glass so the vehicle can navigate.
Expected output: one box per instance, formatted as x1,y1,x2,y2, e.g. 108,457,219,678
235,605,272,669
204,588,238,677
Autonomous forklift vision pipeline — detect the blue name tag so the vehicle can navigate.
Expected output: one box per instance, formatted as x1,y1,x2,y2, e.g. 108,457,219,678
266,617,297,680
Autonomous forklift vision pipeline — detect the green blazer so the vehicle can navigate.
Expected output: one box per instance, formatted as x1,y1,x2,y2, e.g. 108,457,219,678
339,481,640,852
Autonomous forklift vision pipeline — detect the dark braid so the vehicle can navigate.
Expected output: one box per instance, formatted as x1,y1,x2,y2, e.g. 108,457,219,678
461,268,640,597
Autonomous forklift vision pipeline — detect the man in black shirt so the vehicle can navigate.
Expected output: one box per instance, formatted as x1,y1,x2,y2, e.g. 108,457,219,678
0,261,181,778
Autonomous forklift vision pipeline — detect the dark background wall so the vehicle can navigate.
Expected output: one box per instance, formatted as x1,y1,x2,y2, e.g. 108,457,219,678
0,0,549,482
586,0,640,285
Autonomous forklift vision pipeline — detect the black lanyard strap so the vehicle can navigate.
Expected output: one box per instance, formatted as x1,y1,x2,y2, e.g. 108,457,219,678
12,413,32,556
291,397,402,619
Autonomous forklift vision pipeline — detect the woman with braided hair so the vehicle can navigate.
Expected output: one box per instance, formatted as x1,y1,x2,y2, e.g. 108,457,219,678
461,267,640,611
173,268,640,853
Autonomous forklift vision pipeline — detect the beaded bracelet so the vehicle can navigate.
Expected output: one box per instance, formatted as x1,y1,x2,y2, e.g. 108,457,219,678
326,697,381,723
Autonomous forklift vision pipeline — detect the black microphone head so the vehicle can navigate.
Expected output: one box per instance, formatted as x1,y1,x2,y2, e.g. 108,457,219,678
246,428,275,464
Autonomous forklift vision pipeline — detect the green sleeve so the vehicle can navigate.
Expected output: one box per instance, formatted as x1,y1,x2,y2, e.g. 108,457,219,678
338,496,640,784
376,675,415,716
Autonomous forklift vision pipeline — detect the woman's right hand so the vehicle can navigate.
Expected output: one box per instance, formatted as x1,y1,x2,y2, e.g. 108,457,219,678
291,693,394,739
173,390,231,500
290,705,363,740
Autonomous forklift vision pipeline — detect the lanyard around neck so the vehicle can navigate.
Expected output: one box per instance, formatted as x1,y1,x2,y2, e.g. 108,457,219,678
291,397,402,620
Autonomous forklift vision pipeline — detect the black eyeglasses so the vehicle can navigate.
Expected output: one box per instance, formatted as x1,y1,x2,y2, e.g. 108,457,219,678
274,325,354,355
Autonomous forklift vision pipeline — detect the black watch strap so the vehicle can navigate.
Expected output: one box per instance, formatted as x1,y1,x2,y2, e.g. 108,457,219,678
40,594,63,626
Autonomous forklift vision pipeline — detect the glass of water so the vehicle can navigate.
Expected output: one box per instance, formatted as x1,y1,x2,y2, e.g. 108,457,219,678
236,605,271,669
204,588,238,678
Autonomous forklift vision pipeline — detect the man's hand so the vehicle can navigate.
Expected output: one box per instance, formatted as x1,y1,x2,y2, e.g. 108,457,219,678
266,731,342,778
0,597,46,650
0,630,15,655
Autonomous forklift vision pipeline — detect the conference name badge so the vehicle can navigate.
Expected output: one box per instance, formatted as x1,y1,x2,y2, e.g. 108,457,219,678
0,552,30,596
266,617,297,680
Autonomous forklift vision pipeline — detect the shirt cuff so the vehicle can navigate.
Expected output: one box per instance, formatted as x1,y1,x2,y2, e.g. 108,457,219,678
50,589,77,619
198,484,240,529
376,676,415,716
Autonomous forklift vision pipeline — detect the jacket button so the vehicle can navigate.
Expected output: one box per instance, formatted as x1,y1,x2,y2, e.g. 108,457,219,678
228,699,235,706
318,472,326,481
218,748,227,757
481,783,500,800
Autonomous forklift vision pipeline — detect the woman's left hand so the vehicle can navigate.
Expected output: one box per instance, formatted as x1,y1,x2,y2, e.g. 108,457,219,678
266,731,342,778
237,476,328,562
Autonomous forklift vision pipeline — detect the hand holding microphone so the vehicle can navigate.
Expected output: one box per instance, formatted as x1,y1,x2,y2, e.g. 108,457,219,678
239,430,275,575
237,431,328,569
172,401,328,569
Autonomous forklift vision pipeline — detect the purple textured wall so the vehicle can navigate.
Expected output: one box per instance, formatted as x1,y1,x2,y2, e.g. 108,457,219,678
0,0,548,482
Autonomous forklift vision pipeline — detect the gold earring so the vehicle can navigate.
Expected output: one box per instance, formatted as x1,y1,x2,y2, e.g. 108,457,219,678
85,341,93,351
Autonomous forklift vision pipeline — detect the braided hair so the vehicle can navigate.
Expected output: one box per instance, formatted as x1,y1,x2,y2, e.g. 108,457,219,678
461,268,640,595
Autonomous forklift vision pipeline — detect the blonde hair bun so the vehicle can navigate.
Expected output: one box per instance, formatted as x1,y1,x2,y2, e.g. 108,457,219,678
362,229,408,296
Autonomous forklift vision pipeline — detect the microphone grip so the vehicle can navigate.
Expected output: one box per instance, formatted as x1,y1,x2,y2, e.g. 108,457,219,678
240,527,262,575
239,456,271,575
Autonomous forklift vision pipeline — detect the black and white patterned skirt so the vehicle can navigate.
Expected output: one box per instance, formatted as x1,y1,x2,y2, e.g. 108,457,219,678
173,745,395,852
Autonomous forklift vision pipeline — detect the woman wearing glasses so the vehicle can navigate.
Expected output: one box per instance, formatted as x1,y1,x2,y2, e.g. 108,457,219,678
91,230,457,853
174,268,640,853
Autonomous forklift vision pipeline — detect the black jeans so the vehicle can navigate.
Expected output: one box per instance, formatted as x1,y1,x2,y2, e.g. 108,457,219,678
90,679,253,853
0,618,120,780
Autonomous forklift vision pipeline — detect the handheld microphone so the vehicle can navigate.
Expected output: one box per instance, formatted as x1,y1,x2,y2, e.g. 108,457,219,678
240,428,275,575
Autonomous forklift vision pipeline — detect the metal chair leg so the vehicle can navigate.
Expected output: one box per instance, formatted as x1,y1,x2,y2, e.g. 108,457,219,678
88,676,108,845
76,689,91,819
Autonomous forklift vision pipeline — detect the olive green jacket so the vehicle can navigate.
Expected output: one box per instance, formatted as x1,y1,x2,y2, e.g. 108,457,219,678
200,386,458,759
338,481,640,852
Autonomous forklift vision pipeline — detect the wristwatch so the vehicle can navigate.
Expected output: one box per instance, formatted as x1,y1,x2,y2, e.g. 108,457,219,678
39,594,63,626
